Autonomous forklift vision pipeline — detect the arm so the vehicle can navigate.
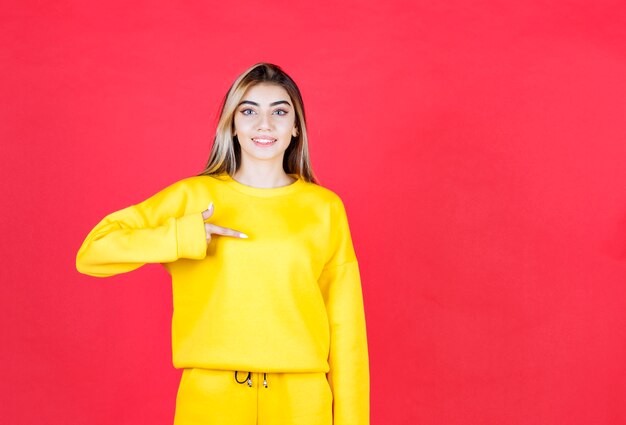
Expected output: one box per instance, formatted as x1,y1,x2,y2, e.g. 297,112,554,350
75,179,207,277
318,197,370,425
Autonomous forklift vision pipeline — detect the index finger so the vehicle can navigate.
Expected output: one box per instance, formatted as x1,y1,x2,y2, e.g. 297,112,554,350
206,223,248,239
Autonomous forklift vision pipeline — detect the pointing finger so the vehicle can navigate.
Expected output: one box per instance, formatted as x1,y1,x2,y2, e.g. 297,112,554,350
206,223,248,239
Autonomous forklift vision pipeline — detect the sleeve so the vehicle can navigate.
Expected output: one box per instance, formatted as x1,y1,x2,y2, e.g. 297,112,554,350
318,196,370,425
75,179,208,278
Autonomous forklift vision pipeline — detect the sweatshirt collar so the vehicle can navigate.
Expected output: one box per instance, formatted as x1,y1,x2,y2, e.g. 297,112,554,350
218,173,304,197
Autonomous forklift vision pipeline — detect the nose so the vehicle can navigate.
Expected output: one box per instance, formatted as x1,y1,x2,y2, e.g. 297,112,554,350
257,110,273,131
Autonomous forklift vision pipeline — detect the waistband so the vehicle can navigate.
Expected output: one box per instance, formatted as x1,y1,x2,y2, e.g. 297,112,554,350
234,371,269,388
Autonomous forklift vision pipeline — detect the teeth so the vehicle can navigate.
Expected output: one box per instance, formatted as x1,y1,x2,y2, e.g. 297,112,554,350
253,138,275,144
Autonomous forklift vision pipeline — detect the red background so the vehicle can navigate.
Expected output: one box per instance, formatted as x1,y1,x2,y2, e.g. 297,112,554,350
3,1,626,424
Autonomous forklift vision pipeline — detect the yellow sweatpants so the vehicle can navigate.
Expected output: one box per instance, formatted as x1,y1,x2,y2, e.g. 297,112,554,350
173,368,333,425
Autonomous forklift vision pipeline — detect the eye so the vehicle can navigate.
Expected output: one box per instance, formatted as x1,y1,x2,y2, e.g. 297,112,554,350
274,109,288,116
240,108,255,115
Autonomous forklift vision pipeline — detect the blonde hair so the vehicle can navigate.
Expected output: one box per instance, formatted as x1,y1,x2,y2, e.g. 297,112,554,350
197,63,318,184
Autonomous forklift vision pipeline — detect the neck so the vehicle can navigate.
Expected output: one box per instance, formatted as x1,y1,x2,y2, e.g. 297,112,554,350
233,161,296,188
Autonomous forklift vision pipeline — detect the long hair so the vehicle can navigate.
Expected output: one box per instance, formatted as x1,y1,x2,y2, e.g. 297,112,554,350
197,63,318,184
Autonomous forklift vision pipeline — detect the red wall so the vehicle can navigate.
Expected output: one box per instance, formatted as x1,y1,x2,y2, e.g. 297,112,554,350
2,1,626,424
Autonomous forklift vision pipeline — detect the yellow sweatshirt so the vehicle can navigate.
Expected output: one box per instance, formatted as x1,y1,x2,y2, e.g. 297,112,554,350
76,172,369,424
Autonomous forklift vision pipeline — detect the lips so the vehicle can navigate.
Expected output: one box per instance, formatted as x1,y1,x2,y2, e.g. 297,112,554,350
252,137,277,146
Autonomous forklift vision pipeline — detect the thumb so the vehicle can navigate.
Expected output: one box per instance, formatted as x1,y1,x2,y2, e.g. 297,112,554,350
202,202,214,220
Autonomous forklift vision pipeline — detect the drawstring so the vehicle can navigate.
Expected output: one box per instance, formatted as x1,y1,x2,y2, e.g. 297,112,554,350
234,371,268,388
234,371,252,386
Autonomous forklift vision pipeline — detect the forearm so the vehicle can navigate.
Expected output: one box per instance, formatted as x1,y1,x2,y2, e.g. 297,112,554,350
76,206,207,277
322,261,370,424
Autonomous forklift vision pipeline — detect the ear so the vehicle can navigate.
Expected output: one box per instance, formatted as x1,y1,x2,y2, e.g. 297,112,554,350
292,126,298,138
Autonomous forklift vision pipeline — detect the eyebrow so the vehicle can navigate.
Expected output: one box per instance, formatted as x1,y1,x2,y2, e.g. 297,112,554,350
238,100,292,107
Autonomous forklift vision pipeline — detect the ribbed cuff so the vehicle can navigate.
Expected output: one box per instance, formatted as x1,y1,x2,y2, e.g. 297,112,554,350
175,212,207,259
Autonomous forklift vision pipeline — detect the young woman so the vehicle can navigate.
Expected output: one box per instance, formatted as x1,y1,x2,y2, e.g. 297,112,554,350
76,63,369,425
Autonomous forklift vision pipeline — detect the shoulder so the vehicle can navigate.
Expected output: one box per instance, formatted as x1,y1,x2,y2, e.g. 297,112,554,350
300,180,344,203
156,174,226,193
132,175,221,208
299,181,350,220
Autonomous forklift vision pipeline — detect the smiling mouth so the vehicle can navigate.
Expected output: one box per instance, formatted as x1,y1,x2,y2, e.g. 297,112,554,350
252,138,277,147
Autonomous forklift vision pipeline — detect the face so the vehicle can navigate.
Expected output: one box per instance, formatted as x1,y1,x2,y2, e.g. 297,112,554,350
233,83,299,166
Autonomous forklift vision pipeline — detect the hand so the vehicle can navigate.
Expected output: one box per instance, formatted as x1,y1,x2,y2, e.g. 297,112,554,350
202,202,248,244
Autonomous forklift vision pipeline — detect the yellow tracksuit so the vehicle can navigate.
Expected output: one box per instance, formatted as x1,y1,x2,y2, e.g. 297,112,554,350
76,173,369,425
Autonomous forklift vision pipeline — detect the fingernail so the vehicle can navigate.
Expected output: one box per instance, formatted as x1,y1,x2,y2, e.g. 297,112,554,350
208,202,214,210
239,233,248,239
